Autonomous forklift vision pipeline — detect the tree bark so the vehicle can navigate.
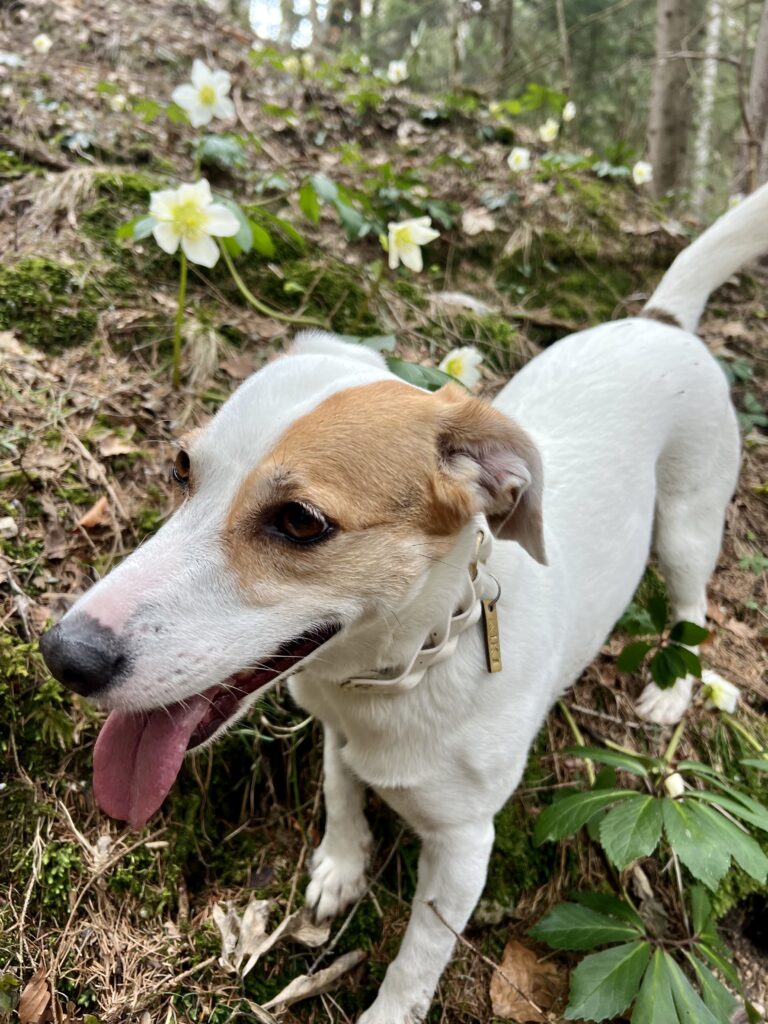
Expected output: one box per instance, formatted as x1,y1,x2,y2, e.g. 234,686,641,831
691,0,722,212
742,0,768,189
497,0,514,94
647,0,692,197
449,0,462,89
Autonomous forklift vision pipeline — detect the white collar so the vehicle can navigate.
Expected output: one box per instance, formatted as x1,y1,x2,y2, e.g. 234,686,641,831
336,529,500,695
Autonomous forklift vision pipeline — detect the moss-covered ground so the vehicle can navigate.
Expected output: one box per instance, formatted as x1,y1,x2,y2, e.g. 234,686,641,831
1,1,767,1021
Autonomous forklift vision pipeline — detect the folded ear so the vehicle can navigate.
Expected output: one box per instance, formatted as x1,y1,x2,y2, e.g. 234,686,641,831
435,385,547,565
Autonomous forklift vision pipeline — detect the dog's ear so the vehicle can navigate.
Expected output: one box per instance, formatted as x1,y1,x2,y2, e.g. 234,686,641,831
435,385,547,565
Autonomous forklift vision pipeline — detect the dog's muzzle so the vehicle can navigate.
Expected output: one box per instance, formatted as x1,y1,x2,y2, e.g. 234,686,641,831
39,614,129,697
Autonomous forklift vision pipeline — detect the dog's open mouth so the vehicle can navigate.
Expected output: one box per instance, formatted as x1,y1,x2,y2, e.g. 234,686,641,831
93,623,340,828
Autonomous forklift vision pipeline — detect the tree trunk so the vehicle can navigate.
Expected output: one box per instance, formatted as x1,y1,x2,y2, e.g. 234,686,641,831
555,0,571,91
497,0,514,94
741,0,768,190
691,0,721,213
279,0,298,46
449,0,462,89
647,0,692,197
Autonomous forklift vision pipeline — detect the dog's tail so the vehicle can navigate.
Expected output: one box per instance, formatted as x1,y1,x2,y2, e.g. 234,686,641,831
643,181,768,333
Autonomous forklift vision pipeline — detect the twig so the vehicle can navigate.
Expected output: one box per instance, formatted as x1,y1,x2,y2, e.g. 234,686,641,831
558,700,596,785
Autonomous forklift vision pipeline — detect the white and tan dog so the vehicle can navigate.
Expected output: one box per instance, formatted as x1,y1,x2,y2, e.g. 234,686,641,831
40,185,764,1022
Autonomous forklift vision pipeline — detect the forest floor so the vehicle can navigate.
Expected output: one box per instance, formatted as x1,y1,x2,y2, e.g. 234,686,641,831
1,1,767,1022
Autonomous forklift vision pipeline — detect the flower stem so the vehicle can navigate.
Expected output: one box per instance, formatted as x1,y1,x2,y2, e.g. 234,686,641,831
663,717,687,765
192,136,203,179
218,242,328,328
172,251,188,390
558,700,596,786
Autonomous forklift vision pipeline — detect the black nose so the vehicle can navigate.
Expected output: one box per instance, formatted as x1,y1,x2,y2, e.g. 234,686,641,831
39,615,129,696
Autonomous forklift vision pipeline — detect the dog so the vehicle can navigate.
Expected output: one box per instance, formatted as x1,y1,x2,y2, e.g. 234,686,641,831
39,183,763,1023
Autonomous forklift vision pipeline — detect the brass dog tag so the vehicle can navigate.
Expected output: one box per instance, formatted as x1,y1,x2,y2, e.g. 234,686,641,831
481,598,502,673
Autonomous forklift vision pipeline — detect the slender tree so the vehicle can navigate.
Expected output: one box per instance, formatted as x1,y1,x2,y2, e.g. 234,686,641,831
742,0,768,189
648,0,692,196
691,0,722,212
497,0,514,95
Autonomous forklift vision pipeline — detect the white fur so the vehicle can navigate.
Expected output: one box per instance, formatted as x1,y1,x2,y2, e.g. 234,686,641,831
51,184,761,1022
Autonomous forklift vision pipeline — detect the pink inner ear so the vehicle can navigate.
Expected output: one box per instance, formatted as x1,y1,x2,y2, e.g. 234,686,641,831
474,446,531,504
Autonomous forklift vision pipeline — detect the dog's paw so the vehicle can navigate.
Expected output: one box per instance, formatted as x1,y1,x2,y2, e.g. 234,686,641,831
306,839,369,920
636,675,694,725
358,999,424,1024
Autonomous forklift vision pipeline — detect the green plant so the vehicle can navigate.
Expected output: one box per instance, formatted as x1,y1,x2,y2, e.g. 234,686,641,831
616,592,708,689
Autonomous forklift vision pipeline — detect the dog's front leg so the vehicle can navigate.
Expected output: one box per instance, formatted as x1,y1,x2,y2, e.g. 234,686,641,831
306,724,372,920
359,820,494,1024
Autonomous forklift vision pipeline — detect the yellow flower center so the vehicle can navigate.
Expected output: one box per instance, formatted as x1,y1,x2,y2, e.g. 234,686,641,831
198,83,217,106
392,224,415,247
443,355,463,378
170,199,207,239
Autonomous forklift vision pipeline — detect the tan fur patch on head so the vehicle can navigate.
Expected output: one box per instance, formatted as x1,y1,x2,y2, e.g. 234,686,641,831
222,379,542,598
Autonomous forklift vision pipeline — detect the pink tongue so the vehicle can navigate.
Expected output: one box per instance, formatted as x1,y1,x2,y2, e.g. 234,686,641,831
93,696,208,827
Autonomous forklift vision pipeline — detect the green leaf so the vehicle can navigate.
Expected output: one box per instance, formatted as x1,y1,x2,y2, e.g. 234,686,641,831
689,803,768,883
651,648,680,689
534,789,638,844
217,198,252,255
309,173,338,203
199,134,248,171
562,746,655,777
648,594,668,633
385,357,455,392
740,758,768,772
132,98,162,122
599,795,663,869
675,645,702,677
334,198,367,240
690,886,714,938
564,941,650,1021
250,221,275,257
571,891,645,930
165,101,189,125
616,641,652,673
687,953,738,1021
684,789,768,834
669,621,710,645
662,799,732,889
665,953,721,1024
299,180,320,223
696,942,742,990
116,215,156,241
359,334,397,352
530,902,642,951
631,948,676,1024
256,208,306,250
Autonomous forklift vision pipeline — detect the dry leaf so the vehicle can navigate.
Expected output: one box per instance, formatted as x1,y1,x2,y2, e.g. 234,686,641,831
724,618,758,641
220,352,258,380
241,905,331,977
261,950,365,1011
18,966,51,1024
44,523,69,561
462,206,496,235
0,515,18,539
489,939,563,1022
98,434,139,457
75,495,110,529
707,602,726,626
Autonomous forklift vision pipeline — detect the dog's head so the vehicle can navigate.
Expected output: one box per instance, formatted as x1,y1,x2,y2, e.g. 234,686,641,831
40,333,546,825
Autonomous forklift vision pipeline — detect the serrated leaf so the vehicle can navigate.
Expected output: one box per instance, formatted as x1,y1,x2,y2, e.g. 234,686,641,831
662,799,731,890
687,953,738,1021
648,594,668,633
689,803,768,883
697,942,741,990
386,357,454,392
562,746,654,777
571,891,645,929
535,789,638,844
599,795,663,870
617,641,652,673
299,181,320,223
631,948,676,1024
665,953,721,1023
564,941,650,1021
690,887,714,938
684,789,768,834
669,621,710,645
530,902,642,951
250,222,275,257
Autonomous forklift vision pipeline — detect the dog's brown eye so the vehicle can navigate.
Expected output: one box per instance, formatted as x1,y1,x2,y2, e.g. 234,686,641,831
172,450,191,488
273,502,331,544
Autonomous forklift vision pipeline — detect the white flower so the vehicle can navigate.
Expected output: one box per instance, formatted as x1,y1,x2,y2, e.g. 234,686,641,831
386,216,439,273
632,160,653,186
507,147,530,173
562,100,576,122
32,33,53,55
109,93,127,112
149,179,239,268
728,193,744,210
171,59,234,128
302,53,315,71
664,772,685,799
439,346,483,389
701,669,740,713
539,117,559,143
283,55,300,75
388,60,408,85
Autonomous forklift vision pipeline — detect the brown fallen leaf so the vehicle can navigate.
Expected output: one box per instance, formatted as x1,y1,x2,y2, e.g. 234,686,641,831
98,434,139,458
18,966,51,1024
724,618,758,641
462,206,496,235
220,352,258,380
241,905,331,977
490,939,564,1022
75,495,110,530
261,950,365,1011
44,523,69,561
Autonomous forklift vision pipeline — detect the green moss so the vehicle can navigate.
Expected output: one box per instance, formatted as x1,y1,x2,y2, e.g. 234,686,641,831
0,148,36,178
425,310,528,376
0,258,98,351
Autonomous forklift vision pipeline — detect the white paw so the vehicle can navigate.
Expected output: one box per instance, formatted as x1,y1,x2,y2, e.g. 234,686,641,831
636,675,694,725
358,1000,424,1024
306,838,369,920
